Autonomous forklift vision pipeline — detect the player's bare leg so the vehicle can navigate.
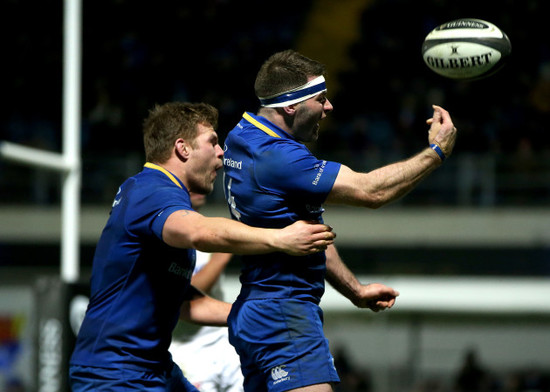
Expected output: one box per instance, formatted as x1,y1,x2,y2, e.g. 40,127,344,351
287,383,334,392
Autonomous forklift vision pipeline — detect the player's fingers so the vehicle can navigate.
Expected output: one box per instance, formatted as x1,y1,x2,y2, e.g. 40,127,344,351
308,243,329,254
384,298,396,308
375,299,395,310
311,228,336,241
373,284,400,297
435,108,457,136
312,239,333,249
386,289,400,297
431,105,442,123
304,238,333,252
305,222,335,235
439,109,453,127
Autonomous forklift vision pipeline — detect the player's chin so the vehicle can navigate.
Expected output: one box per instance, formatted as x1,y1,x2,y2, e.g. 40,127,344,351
206,181,215,194
309,125,320,142
196,181,215,196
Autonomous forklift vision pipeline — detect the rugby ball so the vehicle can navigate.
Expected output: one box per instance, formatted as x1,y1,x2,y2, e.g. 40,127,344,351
422,18,511,80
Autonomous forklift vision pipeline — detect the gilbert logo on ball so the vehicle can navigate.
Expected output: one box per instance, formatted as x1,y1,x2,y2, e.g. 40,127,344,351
422,18,511,80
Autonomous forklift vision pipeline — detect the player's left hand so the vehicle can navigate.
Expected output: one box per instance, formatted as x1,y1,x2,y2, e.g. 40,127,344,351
352,283,400,312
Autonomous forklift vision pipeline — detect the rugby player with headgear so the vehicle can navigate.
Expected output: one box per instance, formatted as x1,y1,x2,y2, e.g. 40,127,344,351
222,50,457,392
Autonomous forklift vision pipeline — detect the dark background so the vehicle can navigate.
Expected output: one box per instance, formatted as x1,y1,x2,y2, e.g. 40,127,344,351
2,0,550,276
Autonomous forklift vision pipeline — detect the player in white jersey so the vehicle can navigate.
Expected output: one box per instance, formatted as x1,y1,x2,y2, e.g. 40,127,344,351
170,193,244,392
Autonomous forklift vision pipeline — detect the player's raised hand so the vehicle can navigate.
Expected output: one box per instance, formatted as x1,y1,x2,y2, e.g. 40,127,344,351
426,104,457,159
274,220,336,256
351,283,400,312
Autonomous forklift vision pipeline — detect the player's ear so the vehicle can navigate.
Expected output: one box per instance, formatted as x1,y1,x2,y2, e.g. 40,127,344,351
175,138,191,160
282,105,296,116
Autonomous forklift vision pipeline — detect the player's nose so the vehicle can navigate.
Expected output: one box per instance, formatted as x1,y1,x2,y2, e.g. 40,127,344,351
215,144,224,158
324,98,334,113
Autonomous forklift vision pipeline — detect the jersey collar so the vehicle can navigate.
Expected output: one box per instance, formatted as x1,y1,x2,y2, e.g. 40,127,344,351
144,162,183,189
242,112,286,139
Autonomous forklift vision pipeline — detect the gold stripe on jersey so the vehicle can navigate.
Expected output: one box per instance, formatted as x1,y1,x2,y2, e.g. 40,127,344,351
144,162,182,189
242,112,281,138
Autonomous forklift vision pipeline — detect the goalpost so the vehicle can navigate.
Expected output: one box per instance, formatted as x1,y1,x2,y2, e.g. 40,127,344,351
0,0,88,392
1,2,82,390
0,0,82,284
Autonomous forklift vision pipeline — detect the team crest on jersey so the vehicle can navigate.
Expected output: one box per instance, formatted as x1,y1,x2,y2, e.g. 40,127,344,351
271,365,290,385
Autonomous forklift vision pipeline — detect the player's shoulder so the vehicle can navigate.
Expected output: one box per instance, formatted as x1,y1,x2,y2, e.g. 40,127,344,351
227,123,294,151
124,169,190,209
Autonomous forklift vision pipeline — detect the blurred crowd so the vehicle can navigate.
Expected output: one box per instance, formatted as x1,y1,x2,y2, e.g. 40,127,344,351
332,346,550,392
2,0,550,206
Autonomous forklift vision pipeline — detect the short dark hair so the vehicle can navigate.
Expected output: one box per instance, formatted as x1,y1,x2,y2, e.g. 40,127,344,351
142,102,218,163
254,50,326,99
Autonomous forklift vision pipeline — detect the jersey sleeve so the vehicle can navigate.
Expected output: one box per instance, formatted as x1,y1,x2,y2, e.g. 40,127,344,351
255,141,341,203
125,183,193,241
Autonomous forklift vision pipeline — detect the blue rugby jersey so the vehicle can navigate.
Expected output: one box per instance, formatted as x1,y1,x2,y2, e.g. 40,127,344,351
223,112,341,303
70,164,196,372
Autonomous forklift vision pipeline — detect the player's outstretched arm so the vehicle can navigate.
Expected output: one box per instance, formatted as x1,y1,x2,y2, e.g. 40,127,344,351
162,211,335,256
325,244,399,312
326,105,457,209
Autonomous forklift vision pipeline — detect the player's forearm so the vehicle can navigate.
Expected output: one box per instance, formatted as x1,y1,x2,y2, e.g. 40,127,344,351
179,294,231,326
164,210,333,255
324,245,362,302
328,148,441,208
362,148,441,208
191,253,232,293
189,217,281,254
164,211,279,254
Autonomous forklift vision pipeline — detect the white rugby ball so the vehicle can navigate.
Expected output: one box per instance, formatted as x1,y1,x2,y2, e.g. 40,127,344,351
422,18,511,80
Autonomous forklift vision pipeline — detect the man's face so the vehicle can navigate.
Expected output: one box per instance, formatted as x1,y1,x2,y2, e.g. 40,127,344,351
186,123,223,195
292,91,333,143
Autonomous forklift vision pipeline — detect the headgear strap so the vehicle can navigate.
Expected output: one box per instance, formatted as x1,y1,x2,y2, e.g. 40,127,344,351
258,76,327,108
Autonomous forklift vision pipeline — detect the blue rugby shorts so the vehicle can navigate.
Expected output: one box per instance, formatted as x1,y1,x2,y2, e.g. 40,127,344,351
228,298,340,392
69,362,199,392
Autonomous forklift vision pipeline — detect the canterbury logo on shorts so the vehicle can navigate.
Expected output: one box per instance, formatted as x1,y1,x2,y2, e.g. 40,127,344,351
271,365,290,384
